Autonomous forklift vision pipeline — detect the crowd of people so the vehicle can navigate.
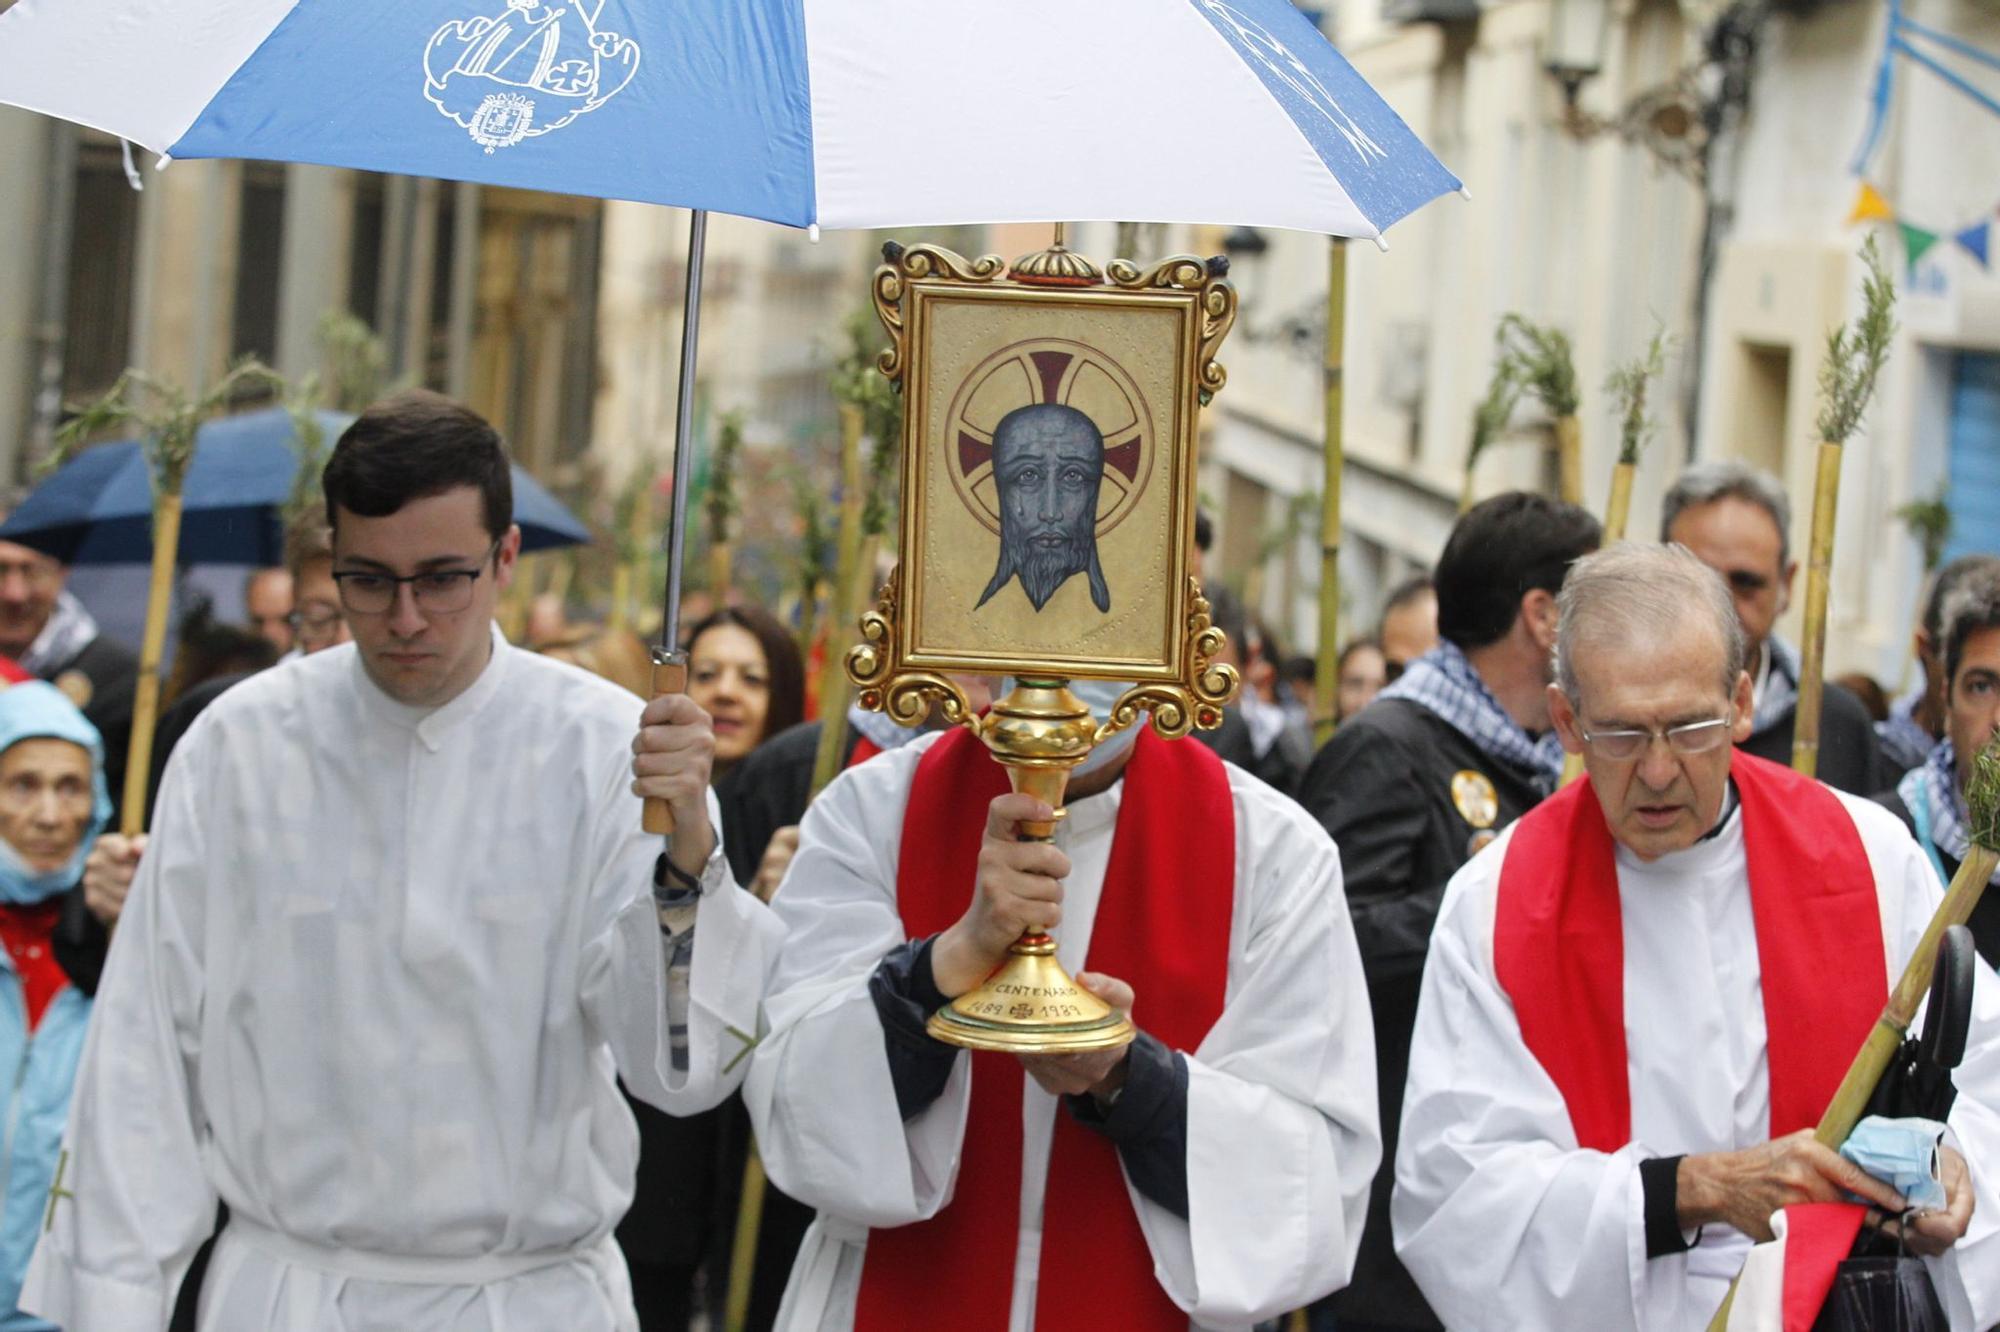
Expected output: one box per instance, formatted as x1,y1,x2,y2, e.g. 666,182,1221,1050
0,389,1987,1330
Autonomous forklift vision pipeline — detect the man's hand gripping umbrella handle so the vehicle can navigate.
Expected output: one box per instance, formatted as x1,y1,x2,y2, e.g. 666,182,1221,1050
642,652,689,835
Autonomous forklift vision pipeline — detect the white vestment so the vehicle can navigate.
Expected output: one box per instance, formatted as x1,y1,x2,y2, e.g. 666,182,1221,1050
744,732,1379,1331
1395,786,2000,1331
23,629,782,1331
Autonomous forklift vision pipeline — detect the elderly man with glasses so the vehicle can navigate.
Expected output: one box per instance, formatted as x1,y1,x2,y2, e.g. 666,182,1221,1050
1393,542,2000,1331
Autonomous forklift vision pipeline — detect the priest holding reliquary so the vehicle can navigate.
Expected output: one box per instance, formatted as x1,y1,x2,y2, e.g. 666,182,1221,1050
742,232,1379,1329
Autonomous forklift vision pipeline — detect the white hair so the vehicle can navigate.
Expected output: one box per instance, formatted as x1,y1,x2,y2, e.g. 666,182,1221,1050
1556,543,1746,702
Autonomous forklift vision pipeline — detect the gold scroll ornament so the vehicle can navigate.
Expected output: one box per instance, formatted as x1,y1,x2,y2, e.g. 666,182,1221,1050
846,231,1241,1055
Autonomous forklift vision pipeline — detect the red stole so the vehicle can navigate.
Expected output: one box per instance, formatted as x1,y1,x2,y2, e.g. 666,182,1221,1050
852,726,1235,1330
1494,752,1886,1151
848,734,883,768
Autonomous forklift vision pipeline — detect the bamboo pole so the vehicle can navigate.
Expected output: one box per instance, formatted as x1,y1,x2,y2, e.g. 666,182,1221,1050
1601,329,1668,544
1555,414,1583,507
1790,235,1895,779
607,564,631,632
120,491,183,835
1791,441,1843,779
1603,463,1637,543
1311,239,1347,748
809,406,868,823
724,406,868,1332
1707,738,2000,1330
709,541,734,604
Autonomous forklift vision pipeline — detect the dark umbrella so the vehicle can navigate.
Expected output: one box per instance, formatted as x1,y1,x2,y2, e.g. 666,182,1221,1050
0,407,591,565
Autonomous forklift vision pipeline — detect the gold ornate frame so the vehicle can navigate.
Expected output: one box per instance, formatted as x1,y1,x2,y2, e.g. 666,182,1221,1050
846,237,1241,743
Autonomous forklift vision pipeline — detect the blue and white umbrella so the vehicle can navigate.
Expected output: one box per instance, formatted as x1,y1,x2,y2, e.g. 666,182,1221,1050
0,0,1458,242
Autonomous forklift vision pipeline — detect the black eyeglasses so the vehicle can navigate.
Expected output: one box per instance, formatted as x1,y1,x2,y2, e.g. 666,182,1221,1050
332,541,500,616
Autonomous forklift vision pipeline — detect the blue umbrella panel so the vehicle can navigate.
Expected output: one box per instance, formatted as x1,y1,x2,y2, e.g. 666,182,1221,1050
0,408,591,565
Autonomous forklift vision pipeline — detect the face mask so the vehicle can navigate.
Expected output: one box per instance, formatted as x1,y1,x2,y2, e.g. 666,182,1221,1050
1001,678,1142,778
0,823,92,906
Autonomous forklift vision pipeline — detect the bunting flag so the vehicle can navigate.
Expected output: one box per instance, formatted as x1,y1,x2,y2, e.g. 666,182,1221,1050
1901,221,1941,268
1958,221,1992,268
1848,181,1896,224
1846,177,1996,273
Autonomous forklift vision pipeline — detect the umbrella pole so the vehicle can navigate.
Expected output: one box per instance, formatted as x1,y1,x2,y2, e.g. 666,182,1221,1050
643,208,708,835
1311,239,1347,748
120,490,183,835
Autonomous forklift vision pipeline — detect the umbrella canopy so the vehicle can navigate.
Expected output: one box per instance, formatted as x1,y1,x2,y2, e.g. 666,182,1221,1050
0,408,591,565
0,0,1458,242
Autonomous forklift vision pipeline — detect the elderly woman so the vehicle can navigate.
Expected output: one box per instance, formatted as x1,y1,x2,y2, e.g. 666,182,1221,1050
0,681,109,1330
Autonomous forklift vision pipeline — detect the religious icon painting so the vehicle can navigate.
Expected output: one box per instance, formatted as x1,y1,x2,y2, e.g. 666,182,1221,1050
856,237,1237,693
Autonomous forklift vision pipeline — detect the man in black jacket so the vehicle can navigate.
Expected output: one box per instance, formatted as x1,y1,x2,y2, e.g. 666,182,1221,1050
1299,492,1600,1331
1875,562,2000,965
1662,461,1885,793
0,539,137,815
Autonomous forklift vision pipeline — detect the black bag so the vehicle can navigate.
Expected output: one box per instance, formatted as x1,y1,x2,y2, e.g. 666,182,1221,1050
1814,925,1977,1332
1812,1252,1948,1332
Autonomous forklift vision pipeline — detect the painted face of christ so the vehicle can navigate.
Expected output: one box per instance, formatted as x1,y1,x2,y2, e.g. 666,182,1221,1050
976,403,1111,614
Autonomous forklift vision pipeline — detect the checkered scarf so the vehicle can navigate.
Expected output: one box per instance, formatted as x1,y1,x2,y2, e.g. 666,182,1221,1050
1898,739,1996,881
1750,637,1802,739
17,591,99,679
847,702,924,755
1377,640,1566,792
1877,686,1937,773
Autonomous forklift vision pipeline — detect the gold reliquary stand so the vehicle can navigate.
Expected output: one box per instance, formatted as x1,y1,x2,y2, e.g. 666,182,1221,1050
846,228,1241,1055
847,573,1239,1054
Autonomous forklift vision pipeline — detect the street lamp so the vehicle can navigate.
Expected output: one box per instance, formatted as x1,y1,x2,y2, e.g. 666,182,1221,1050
1544,0,1609,103
1541,0,1707,175
1218,226,1323,362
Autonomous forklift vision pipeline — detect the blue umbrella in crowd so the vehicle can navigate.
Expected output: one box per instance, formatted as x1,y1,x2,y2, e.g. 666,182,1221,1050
0,0,1464,733
0,407,591,566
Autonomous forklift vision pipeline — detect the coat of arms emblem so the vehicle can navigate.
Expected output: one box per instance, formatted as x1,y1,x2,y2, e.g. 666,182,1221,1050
424,0,641,153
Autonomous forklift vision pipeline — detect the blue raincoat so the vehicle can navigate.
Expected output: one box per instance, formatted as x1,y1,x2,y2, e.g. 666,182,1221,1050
0,683,110,1331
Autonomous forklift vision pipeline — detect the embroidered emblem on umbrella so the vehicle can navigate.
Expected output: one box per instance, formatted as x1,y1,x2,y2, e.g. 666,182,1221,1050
1196,0,1389,165
424,0,641,154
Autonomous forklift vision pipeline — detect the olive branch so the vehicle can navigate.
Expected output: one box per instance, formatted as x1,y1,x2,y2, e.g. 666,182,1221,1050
55,358,285,495
1605,327,1672,467
1815,233,1897,447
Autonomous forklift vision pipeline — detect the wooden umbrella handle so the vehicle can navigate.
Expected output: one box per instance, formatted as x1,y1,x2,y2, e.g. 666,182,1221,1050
642,654,688,835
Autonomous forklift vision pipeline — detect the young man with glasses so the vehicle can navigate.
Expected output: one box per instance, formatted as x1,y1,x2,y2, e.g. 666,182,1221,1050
1395,543,2000,1330
1299,492,1600,1332
25,390,780,1331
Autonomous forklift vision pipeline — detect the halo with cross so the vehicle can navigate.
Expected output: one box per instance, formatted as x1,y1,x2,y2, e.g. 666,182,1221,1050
943,338,1154,538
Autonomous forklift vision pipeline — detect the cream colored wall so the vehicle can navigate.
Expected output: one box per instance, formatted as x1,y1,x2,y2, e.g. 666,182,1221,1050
1204,0,1707,650
1702,0,2000,682
0,109,49,482
589,205,881,486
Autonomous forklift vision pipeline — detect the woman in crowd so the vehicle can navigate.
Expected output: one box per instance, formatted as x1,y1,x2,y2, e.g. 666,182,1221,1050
0,681,110,1329
620,602,803,1331
683,605,805,800
1335,635,1389,723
